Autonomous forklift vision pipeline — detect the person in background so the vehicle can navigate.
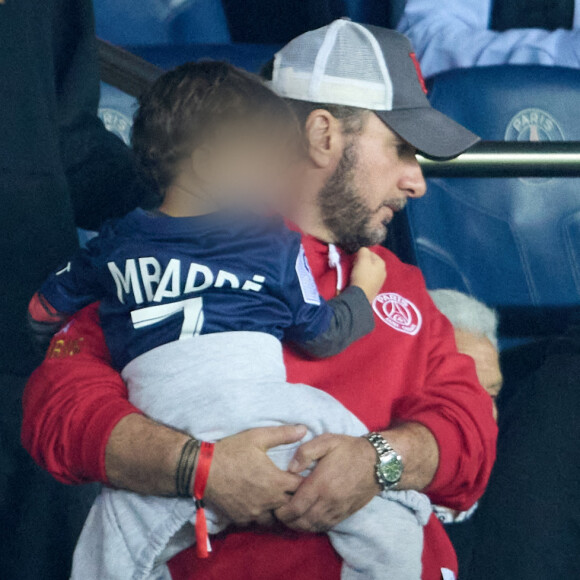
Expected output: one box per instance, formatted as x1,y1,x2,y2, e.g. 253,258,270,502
0,1,145,579
398,0,580,78
430,288,580,579
429,289,502,576
21,21,497,580
429,290,502,420
468,323,580,579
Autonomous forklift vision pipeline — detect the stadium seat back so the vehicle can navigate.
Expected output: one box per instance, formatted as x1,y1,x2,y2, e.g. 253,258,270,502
98,83,138,146
94,0,230,45
406,66,580,320
129,43,279,75
79,82,139,246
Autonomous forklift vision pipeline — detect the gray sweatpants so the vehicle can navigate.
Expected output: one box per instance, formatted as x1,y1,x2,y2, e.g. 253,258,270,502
71,332,432,580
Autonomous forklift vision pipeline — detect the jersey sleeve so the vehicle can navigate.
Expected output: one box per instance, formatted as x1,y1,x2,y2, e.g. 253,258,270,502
298,287,375,358
274,234,374,357
274,239,334,342
38,232,106,315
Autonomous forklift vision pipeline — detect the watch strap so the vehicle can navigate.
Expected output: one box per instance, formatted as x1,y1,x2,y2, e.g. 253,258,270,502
366,431,396,457
364,431,403,491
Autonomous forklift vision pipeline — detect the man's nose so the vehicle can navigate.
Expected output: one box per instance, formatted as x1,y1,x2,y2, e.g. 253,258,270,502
398,159,427,199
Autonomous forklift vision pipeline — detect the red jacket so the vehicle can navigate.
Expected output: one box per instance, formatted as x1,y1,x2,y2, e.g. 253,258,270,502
22,235,497,580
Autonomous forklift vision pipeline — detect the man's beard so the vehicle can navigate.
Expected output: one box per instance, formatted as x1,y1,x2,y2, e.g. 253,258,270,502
318,141,403,254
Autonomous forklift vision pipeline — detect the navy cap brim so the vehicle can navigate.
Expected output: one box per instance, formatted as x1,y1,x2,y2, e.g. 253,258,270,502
376,107,480,160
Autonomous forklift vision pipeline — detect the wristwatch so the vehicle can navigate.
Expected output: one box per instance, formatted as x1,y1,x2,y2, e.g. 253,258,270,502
364,432,404,491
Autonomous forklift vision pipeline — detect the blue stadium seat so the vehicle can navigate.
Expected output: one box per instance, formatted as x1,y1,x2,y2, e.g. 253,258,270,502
405,66,580,336
98,83,138,146
78,83,139,245
94,0,230,46
130,43,279,74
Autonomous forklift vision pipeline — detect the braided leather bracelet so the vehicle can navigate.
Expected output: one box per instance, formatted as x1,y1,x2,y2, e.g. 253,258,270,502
175,438,201,498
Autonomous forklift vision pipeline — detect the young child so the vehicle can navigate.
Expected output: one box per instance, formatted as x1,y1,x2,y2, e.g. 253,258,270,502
29,62,431,580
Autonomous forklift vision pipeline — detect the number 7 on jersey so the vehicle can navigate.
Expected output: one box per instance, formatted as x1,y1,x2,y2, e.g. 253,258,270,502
131,297,204,340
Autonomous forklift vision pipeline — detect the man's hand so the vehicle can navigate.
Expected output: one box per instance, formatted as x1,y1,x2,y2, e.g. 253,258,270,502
205,425,307,527
274,423,439,532
106,416,307,527
274,434,379,532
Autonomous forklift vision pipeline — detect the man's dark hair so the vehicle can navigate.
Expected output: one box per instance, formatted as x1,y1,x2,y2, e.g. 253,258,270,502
132,61,294,193
260,58,368,136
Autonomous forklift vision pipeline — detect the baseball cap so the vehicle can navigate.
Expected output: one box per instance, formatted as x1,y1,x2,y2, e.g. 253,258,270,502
269,19,479,160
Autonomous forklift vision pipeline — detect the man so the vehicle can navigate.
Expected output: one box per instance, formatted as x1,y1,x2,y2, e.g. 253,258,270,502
22,20,497,580
398,0,580,78
0,1,144,579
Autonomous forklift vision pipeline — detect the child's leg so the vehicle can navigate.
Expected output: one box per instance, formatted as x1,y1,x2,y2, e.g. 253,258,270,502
328,491,432,580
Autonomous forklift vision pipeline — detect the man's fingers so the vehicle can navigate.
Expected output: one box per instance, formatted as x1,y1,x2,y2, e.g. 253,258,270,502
252,425,308,451
254,511,277,527
285,498,336,532
287,433,335,473
274,469,304,496
275,475,320,523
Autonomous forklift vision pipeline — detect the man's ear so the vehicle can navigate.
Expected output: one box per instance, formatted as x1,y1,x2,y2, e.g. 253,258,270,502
304,110,344,169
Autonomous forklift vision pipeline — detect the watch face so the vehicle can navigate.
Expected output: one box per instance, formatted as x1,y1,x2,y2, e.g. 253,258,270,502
379,452,403,483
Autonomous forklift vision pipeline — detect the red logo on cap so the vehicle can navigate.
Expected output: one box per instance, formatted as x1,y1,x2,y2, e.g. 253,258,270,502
409,52,428,94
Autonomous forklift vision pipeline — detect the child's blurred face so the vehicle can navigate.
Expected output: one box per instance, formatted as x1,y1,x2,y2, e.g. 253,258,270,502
190,117,300,214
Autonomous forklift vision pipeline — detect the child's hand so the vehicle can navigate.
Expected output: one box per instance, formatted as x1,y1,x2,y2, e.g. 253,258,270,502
350,248,387,303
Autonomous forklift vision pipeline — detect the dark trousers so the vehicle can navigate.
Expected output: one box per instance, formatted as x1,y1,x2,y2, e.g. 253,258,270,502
0,374,98,580
448,333,580,579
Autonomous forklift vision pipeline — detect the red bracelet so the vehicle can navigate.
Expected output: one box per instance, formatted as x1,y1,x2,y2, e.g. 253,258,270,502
192,441,215,558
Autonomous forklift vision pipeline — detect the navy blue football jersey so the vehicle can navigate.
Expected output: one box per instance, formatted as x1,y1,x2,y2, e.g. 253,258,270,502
40,209,333,370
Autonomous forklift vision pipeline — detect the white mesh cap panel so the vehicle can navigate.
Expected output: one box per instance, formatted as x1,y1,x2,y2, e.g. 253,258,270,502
271,19,393,110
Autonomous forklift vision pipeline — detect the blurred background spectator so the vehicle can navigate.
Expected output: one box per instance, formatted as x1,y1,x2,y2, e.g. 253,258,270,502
398,0,580,78
469,324,580,579
429,290,501,418
429,290,501,575
93,0,406,46
430,289,580,579
0,1,145,578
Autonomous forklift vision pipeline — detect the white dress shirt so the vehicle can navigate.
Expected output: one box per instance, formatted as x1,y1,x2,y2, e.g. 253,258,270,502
398,0,580,77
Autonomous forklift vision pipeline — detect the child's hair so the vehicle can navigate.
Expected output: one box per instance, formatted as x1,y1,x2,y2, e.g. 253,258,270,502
132,61,296,195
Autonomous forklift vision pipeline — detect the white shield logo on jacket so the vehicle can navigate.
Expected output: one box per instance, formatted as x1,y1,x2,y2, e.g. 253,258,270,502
373,292,422,336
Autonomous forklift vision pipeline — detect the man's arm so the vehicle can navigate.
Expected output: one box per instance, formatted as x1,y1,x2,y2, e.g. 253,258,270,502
22,304,140,485
276,265,497,531
275,422,438,531
22,303,304,524
106,412,308,526
398,0,580,78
